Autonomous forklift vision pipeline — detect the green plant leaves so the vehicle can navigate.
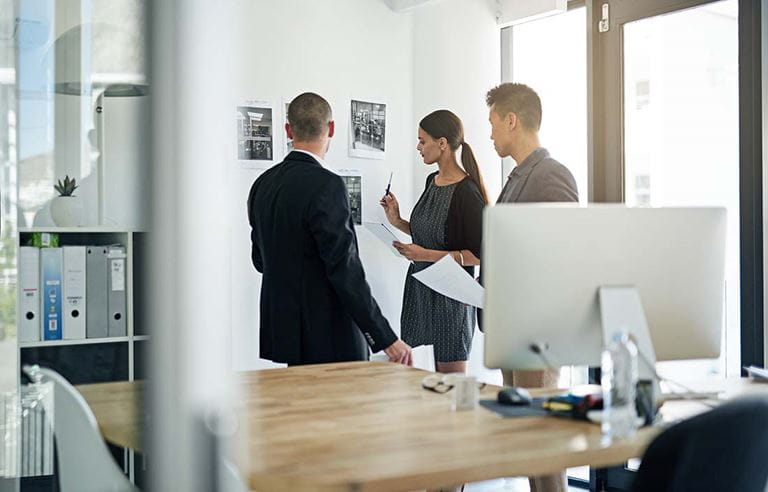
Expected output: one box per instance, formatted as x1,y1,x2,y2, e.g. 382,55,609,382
54,175,79,197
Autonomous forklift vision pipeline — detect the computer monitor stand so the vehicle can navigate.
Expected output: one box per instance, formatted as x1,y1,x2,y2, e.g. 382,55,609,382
599,286,660,405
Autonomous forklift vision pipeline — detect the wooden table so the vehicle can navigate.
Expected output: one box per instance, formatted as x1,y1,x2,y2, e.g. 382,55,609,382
76,379,144,452
74,361,768,492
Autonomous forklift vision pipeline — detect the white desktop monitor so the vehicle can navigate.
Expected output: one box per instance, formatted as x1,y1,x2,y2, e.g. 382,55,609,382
482,205,726,371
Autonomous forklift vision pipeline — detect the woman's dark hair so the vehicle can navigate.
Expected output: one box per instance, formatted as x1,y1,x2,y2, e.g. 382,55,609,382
419,110,489,204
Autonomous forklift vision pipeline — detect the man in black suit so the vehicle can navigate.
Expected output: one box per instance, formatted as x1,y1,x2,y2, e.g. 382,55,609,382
247,92,412,366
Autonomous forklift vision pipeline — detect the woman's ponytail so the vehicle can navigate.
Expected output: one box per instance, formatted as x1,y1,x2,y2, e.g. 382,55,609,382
460,141,489,204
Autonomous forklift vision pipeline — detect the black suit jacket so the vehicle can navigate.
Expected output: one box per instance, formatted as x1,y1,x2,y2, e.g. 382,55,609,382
247,151,397,364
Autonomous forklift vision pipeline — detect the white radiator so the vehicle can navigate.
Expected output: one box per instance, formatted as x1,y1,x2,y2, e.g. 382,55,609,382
0,380,54,479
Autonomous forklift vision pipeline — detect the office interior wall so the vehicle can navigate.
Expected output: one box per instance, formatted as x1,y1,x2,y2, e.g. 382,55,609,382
228,0,416,370
411,0,503,381
412,0,502,200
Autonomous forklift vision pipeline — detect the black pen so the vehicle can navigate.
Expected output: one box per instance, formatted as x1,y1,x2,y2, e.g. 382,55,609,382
385,172,393,195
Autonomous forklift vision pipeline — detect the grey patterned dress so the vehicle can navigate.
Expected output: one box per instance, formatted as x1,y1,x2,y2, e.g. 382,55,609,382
401,177,475,362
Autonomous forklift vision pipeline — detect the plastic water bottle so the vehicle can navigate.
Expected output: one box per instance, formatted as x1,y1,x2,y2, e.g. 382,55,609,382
601,331,639,440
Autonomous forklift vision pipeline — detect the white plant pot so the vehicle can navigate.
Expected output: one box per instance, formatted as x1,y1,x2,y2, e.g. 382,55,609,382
51,196,83,227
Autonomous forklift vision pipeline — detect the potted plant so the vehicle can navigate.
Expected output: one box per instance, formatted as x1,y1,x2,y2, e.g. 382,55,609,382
51,175,83,227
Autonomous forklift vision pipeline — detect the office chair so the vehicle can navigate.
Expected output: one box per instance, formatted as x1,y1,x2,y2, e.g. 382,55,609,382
28,367,139,492
632,395,768,492
27,366,249,492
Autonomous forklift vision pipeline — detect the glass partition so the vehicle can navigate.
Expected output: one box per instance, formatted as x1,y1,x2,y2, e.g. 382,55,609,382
9,1,149,489
0,0,18,488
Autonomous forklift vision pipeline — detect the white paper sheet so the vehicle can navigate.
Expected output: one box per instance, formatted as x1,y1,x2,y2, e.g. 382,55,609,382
363,222,406,258
411,255,485,308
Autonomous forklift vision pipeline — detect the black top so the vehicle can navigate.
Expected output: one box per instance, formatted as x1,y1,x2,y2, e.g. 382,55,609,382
247,151,397,365
424,171,486,262
400,173,483,362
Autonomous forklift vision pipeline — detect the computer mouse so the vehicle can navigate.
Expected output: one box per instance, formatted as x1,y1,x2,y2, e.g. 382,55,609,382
497,387,532,406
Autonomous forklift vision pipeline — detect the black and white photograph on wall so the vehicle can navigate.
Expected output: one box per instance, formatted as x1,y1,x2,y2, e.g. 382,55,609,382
237,103,274,167
349,99,386,160
340,173,362,225
284,101,294,155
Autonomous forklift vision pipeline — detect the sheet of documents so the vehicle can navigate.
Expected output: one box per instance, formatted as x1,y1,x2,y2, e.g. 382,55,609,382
412,255,485,308
363,222,406,258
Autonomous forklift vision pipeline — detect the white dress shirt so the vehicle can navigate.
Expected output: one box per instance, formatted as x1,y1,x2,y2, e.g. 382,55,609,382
293,149,334,172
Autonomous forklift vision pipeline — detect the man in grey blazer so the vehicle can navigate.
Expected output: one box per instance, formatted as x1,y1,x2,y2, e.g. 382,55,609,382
486,82,577,492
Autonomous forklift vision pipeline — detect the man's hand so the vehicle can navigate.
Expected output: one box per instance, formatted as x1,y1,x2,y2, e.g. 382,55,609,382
383,339,413,366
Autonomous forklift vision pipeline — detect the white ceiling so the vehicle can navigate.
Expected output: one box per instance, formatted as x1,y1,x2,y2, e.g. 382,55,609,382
382,0,440,13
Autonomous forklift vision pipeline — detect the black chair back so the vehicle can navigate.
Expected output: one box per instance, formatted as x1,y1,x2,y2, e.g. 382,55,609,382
633,395,768,492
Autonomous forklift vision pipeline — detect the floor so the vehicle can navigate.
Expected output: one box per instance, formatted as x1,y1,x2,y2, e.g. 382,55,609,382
465,477,584,491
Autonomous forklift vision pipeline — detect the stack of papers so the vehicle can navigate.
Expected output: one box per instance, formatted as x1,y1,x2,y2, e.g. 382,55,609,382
361,223,485,308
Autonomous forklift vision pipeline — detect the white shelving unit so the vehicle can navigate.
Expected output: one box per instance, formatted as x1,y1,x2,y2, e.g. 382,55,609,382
19,335,149,349
17,227,147,375
17,227,148,482
18,226,145,234
20,337,131,348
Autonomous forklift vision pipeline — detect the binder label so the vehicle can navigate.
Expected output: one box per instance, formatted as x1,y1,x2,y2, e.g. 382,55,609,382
111,259,125,291
62,246,87,340
40,248,63,341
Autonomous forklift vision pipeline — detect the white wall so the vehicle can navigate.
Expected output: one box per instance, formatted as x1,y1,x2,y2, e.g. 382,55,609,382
412,0,503,200
411,0,503,382
229,0,416,370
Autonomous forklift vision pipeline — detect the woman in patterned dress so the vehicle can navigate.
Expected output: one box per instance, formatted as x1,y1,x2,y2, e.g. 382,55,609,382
380,110,488,374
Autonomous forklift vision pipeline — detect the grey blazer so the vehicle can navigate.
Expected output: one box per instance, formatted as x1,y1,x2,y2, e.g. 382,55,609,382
497,147,578,204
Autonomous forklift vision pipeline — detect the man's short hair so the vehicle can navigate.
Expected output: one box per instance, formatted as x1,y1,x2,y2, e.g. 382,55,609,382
287,92,332,142
485,83,542,131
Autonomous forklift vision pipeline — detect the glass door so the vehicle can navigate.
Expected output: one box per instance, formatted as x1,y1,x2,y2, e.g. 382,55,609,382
596,0,740,380
593,0,749,488
622,0,739,379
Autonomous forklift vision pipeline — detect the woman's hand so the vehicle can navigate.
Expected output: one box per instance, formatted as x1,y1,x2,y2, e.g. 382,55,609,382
379,192,402,226
393,241,427,262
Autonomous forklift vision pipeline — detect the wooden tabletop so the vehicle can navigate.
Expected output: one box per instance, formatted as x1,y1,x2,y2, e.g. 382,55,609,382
75,361,768,492
76,379,144,452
